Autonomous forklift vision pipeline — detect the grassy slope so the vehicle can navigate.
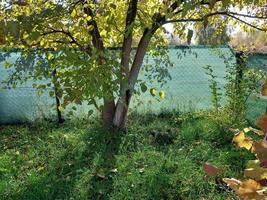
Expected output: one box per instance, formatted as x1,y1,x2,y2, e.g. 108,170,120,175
0,112,253,200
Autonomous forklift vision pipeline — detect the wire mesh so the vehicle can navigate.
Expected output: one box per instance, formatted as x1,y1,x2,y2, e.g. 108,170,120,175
0,46,266,124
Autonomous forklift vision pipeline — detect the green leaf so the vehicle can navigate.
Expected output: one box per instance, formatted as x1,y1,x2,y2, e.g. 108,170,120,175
4,62,12,69
37,89,43,97
72,106,77,111
140,83,147,93
109,3,116,9
49,91,54,97
88,110,94,117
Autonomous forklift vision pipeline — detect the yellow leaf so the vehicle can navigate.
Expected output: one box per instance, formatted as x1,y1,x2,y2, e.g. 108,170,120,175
244,167,267,181
249,127,264,136
223,178,242,191
58,106,64,112
23,32,29,40
150,88,157,97
88,25,94,31
25,7,31,16
40,39,45,47
247,160,261,169
73,32,81,38
244,128,250,133
100,30,107,37
238,179,263,200
159,91,165,99
223,178,265,200
47,53,54,60
71,9,77,18
233,131,253,150
37,89,43,97
86,16,92,21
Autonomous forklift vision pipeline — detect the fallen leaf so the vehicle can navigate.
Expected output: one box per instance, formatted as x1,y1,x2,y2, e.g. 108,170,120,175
256,114,267,133
260,161,267,168
203,162,223,176
110,168,118,173
244,167,267,181
96,173,108,180
223,178,242,191
233,131,253,150
223,178,265,200
229,128,240,133
248,127,264,136
252,141,267,164
238,179,263,200
258,179,267,186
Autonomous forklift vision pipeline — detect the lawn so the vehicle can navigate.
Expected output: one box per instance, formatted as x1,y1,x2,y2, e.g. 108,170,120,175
0,111,254,200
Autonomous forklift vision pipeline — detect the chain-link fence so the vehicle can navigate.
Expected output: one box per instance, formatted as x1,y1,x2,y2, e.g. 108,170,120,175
0,46,266,124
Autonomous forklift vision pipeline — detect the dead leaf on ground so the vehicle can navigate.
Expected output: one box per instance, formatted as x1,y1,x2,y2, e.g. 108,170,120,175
203,162,223,176
256,113,267,133
252,141,267,164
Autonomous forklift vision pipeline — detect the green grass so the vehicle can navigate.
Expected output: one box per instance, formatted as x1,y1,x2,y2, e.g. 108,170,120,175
0,112,254,200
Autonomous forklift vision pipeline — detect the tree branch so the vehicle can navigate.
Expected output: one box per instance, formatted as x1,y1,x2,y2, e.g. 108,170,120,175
163,11,267,31
41,28,92,54
121,0,138,78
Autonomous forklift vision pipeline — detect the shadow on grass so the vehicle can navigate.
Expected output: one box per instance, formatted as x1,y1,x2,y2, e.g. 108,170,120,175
6,124,125,200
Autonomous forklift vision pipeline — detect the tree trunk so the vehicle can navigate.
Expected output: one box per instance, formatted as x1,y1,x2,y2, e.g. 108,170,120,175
113,90,131,128
113,29,155,128
102,99,116,127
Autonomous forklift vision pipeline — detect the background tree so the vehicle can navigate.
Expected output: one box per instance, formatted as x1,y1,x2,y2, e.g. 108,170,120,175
195,20,230,45
230,30,267,53
1,0,266,128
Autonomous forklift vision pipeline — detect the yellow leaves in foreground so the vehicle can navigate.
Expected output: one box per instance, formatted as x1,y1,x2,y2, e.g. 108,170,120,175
244,167,267,181
245,160,267,181
223,178,266,200
233,131,253,150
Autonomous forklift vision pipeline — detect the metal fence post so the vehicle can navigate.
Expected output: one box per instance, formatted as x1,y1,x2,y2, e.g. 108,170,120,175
235,51,245,93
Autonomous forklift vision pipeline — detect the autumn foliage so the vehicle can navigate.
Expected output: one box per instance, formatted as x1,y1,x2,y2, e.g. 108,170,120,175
203,81,267,199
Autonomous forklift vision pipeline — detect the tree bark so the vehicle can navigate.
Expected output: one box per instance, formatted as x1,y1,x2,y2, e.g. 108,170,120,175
113,29,155,128
84,4,116,126
102,99,116,127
